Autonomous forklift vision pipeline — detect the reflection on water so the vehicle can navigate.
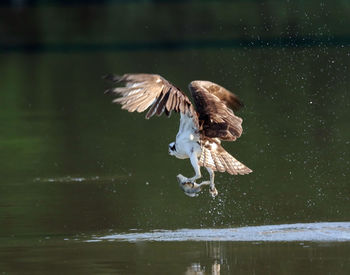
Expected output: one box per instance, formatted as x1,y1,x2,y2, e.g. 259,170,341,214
185,261,220,275
193,242,222,275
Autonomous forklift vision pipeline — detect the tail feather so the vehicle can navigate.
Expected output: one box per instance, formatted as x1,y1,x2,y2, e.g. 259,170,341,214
198,138,252,175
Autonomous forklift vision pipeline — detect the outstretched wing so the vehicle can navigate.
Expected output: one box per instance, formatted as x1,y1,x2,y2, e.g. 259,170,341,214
189,80,243,141
104,73,194,119
199,138,252,175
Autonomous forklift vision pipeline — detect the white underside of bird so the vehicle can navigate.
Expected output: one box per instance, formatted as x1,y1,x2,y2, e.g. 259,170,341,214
169,113,218,197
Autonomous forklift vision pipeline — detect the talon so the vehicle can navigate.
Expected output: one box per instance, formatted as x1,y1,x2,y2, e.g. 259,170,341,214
209,187,218,197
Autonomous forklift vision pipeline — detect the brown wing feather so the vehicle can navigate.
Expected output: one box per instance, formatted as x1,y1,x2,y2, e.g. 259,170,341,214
104,73,195,119
198,138,252,175
189,80,243,141
200,81,244,112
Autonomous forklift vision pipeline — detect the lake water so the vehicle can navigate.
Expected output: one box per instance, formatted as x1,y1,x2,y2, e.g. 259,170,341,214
1,1,350,274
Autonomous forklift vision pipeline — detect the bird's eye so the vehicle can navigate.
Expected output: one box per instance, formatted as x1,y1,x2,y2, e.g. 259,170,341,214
172,144,176,151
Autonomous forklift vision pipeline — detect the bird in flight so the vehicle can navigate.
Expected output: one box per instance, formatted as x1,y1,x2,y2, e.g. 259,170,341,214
104,73,252,197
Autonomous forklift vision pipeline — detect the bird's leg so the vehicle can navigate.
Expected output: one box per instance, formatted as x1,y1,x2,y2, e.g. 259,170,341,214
187,153,202,182
177,153,203,197
206,167,218,197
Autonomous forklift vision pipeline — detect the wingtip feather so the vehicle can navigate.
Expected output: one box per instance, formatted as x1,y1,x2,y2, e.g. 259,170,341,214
102,73,123,83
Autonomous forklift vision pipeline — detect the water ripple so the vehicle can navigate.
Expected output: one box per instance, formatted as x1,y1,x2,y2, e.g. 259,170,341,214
86,222,350,243
33,175,123,183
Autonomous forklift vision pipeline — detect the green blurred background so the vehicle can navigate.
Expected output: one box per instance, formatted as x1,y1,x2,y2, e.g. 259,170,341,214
1,0,350,274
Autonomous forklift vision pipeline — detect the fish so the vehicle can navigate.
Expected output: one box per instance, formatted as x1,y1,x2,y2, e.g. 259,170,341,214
177,174,212,197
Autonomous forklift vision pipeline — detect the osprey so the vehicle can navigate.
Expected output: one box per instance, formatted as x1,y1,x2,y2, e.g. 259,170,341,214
104,73,252,197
